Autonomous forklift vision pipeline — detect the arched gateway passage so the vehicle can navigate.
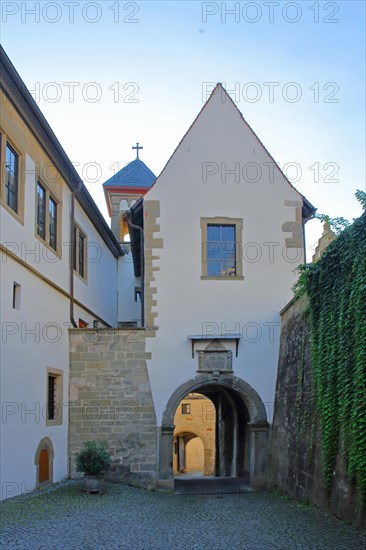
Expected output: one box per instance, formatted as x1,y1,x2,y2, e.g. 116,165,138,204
173,431,207,475
157,374,269,492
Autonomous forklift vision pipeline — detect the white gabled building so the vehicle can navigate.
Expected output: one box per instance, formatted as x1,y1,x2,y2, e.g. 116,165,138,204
107,84,315,489
0,46,123,499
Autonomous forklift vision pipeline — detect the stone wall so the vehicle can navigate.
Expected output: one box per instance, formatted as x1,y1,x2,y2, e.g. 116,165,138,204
68,328,157,489
270,294,365,529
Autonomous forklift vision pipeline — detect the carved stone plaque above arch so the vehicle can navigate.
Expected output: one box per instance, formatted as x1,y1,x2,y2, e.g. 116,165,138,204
197,340,233,374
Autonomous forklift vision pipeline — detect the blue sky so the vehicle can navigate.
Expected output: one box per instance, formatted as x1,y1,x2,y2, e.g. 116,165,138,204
2,1,365,255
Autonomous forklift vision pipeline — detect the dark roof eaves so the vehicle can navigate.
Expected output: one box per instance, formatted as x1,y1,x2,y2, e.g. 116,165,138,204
0,46,123,258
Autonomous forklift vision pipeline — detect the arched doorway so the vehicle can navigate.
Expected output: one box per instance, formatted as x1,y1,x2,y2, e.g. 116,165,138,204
173,392,215,476
157,373,269,492
34,437,54,486
173,432,206,475
185,437,204,472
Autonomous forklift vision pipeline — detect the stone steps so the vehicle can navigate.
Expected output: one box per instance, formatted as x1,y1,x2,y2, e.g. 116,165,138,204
174,476,252,495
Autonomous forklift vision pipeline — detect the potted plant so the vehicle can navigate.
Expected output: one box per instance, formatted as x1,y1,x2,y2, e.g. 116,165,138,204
75,440,111,493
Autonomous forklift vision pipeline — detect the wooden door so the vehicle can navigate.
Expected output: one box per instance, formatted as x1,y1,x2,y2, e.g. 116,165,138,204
39,449,49,483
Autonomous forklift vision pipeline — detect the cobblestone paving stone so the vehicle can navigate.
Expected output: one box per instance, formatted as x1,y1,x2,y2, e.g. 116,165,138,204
0,482,365,550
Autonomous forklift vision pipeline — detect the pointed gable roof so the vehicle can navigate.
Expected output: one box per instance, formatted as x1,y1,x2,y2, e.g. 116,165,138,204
103,158,156,189
145,83,316,221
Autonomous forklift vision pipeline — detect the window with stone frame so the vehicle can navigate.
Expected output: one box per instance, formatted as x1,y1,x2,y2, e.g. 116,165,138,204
36,181,46,239
0,130,25,222
36,180,60,253
46,368,63,426
73,223,87,280
201,217,243,279
49,196,57,250
5,142,19,212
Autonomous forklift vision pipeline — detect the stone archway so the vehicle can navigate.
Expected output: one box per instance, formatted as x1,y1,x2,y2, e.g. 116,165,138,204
34,437,54,486
157,373,269,492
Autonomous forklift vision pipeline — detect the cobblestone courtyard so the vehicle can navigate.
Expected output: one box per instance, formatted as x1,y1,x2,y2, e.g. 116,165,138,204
0,482,365,549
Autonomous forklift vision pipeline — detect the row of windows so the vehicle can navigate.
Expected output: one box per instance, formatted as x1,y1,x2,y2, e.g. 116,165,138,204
1,131,88,280
2,133,243,282
2,131,60,250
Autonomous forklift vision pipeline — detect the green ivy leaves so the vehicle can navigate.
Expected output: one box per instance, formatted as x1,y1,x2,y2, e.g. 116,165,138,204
297,212,366,503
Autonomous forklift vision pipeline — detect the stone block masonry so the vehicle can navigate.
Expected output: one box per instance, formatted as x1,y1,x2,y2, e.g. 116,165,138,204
270,294,365,529
143,200,163,337
68,329,157,489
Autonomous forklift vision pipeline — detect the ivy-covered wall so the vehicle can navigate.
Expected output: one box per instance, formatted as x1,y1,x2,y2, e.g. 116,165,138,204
270,213,366,529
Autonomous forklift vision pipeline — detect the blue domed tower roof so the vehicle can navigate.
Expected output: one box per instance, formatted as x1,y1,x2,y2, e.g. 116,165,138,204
102,157,156,189
103,144,156,219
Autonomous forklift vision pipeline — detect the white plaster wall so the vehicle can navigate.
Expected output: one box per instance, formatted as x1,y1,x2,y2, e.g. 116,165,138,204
144,87,306,425
0,154,118,327
73,201,118,327
0,150,119,499
0,255,69,499
117,252,141,324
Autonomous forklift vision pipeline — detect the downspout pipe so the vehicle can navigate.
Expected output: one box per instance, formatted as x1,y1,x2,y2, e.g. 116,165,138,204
126,212,145,327
67,189,77,481
70,186,80,328
70,191,77,328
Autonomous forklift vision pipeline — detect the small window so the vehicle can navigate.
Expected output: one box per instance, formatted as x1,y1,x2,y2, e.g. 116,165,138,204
119,213,130,243
46,369,63,425
49,197,57,250
36,182,46,239
135,287,142,302
47,376,57,421
0,131,25,223
12,282,21,310
201,217,243,279
182,403,191,415
35,179,60,254
73,223,87,280
5,143,19,213
78,231,85,278
78,319,88,328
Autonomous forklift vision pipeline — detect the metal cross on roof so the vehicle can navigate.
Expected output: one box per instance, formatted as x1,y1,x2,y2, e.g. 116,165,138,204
132,142,143,159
